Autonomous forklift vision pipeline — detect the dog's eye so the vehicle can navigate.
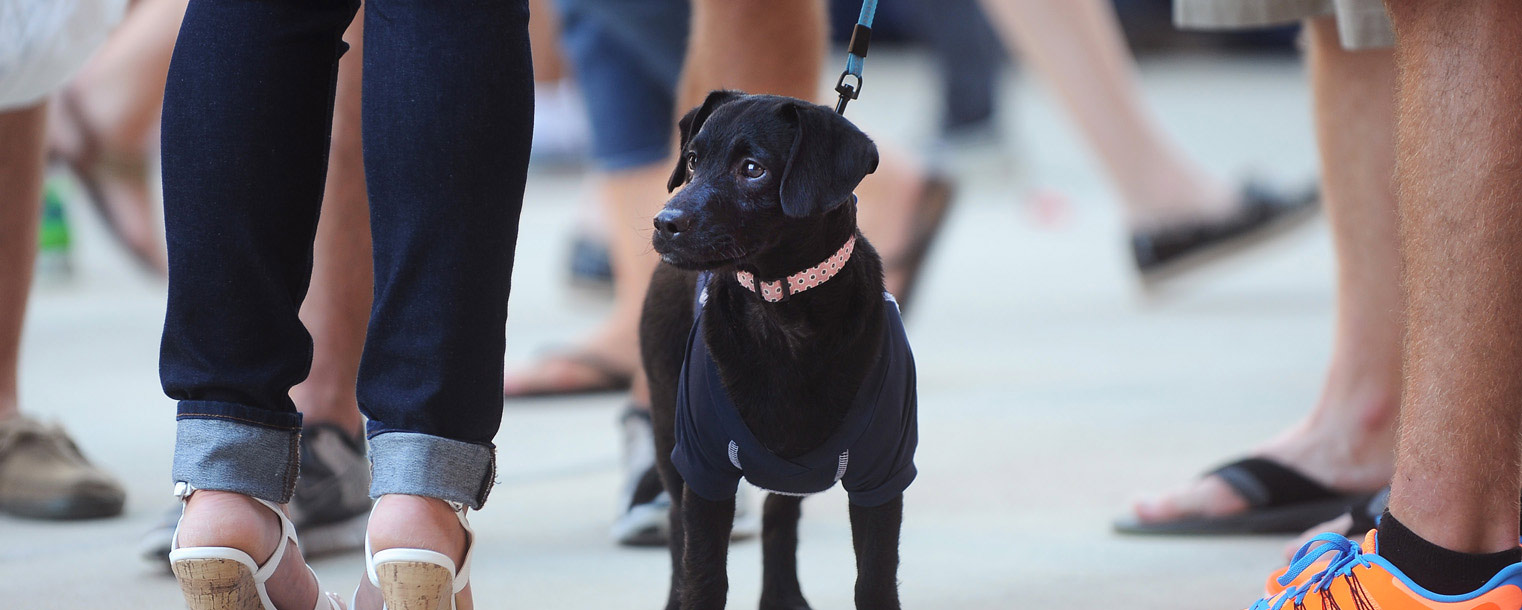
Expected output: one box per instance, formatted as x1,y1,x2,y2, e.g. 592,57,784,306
686,154,696,176
742,160,766,179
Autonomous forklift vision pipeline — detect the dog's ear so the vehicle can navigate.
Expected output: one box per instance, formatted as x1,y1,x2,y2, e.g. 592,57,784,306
777,101,879,218
667,90,745,192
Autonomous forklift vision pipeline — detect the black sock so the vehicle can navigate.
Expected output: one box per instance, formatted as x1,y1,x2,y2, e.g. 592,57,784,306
1376,510,1520,595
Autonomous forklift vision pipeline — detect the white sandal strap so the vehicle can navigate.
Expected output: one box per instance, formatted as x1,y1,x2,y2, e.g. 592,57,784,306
452,504,474,595
171,483,331,610
364,501,475,596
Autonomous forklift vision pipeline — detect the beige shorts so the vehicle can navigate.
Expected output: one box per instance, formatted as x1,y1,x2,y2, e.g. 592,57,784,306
1175,0,1393,50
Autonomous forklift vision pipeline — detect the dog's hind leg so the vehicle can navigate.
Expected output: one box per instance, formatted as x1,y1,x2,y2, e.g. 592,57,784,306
680,486,736,610
849,495,903,610
758,494,811,610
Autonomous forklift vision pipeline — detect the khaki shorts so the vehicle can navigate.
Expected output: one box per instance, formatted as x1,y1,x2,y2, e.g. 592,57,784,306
1175,0,1393,50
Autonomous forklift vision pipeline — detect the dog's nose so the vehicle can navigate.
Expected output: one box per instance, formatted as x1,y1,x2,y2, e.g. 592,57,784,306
654,209,691,237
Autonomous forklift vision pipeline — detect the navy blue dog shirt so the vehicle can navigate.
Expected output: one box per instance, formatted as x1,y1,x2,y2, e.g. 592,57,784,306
671,272,918,507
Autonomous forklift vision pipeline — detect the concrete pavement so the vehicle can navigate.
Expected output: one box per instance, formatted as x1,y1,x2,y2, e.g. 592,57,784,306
2,52,1331,608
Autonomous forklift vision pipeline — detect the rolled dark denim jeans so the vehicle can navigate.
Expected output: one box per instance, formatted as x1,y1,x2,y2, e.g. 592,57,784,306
161,0,531,509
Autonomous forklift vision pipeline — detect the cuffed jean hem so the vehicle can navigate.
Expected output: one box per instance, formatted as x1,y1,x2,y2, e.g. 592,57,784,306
368,431,496,509
173,408,302,504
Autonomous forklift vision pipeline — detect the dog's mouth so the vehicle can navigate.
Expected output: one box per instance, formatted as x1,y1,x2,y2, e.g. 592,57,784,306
656,240,749,270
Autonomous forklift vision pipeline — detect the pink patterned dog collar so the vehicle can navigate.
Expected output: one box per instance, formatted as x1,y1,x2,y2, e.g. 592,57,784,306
735,234,857,303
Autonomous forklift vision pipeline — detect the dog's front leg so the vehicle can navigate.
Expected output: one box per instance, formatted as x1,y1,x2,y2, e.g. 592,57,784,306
681,485,736,610
849,495,903,610
759,494,811,610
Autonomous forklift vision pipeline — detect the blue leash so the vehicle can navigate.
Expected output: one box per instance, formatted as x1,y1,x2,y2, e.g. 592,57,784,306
834,0,878,115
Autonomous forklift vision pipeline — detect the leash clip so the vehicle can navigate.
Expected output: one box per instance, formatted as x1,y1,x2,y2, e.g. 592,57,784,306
834,72,863,115
834,19,873,115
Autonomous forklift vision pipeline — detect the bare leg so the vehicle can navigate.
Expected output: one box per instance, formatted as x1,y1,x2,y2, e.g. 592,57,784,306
528,0,566,82
501,164,667,397
63,0,186,149
977,0,1233,228
678,0,822,105
1384,0,1522,555
0,104,48,422
289,13,369,434
49,0,188,271
1129,17,1399,524
679,0,932,297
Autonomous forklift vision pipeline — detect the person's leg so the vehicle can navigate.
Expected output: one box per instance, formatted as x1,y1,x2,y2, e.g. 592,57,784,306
978,0,1232,228
1382,0,1522,561
290,12,369,438
907,0,1004,137
593,163,670,372
160,0,359,606
1240,4,1522,606
356,0,531,605
58,0,186,153
504,0,685,397
0,106,128,522
139,11,372,562
499,167,665,395
1126,17,1399,526
48,0,189,272
0,105,46,423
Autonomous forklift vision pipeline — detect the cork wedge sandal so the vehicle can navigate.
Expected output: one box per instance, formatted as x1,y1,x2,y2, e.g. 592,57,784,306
168,483,344,610
358,502,475,610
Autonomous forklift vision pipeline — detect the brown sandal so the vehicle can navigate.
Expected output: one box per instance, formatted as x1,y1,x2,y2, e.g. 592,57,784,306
502,349,633,399
883,174,956,312
49,89,165,275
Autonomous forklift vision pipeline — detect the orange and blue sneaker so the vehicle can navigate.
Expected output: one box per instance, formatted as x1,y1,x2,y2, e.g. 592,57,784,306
1246,531,1522,610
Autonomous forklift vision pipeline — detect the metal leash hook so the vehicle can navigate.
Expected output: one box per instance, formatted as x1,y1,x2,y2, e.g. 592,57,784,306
834,0,878,116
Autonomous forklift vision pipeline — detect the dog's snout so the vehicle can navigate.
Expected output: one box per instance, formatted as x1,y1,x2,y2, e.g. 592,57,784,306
654,209,691,237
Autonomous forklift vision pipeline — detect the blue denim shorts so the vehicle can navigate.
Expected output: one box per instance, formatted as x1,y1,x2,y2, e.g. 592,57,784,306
555,0,689,172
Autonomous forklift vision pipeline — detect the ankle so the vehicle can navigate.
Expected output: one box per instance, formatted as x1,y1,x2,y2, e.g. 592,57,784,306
177,490,283,563
368,494,470,570
1123,173,1236,229
1378,510,1520,594
1259,412,1395,491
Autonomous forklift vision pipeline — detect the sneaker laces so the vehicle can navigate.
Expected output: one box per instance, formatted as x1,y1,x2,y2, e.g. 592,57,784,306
1251,533,1376,610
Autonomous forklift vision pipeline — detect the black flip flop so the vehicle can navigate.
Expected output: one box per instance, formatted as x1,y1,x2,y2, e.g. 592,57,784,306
1114,457,1366,536
1343,487,1389,536
1132,179,1320,292
886,174,956,313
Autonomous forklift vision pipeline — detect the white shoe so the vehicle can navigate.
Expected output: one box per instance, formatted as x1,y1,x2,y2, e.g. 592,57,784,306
358,502,474,610
168,482,343,610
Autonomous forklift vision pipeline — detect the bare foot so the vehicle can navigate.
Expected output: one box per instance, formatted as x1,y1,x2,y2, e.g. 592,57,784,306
46,90,166,274
502,324,637,397
1127,417,1393,526
854,153,931,298
360,494,474,610
176,490,336,610
1124,175,1239,232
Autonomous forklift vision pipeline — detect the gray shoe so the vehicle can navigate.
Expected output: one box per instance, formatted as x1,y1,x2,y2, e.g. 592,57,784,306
612,407,756,547
140,423,372,562
0,415,125,520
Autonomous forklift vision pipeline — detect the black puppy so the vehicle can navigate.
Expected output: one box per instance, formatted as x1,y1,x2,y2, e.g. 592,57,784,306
640,90,918,610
